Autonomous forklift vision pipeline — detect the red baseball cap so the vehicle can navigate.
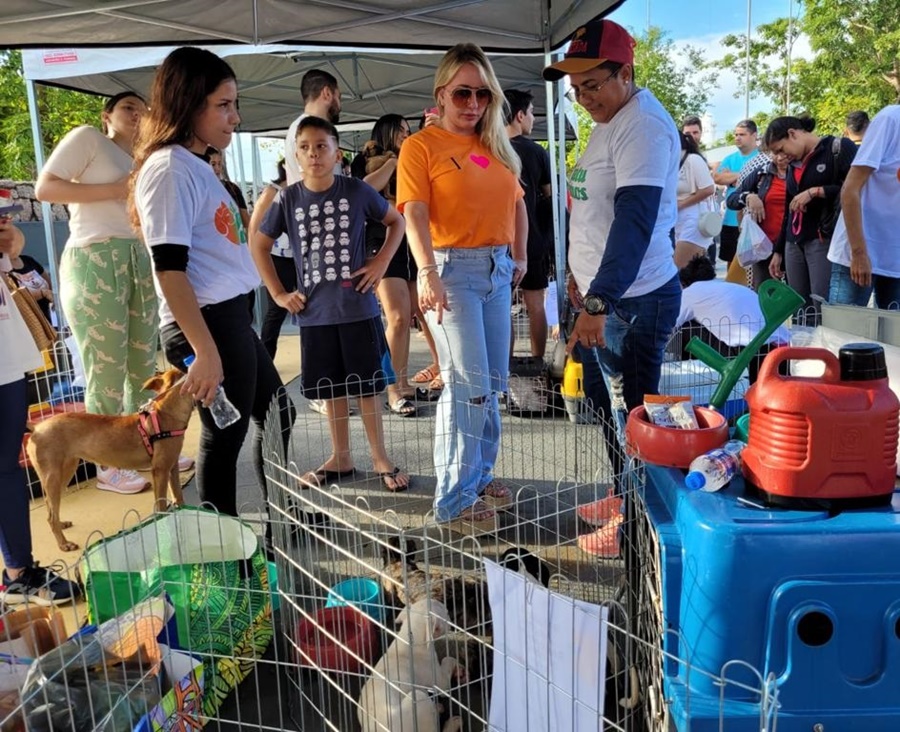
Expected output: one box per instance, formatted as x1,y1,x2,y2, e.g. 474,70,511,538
543,19,635,81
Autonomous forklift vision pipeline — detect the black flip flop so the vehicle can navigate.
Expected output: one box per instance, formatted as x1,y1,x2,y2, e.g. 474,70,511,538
378,467,409,492
301,467,357,488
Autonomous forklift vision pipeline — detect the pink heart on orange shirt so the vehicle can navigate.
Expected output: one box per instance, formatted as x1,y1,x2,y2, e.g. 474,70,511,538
470,154,490,169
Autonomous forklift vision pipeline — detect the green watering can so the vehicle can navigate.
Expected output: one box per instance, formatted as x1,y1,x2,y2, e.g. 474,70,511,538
685,279,804,410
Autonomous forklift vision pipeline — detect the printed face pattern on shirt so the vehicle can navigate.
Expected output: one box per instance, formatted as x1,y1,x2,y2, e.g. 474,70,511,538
294,196,355,291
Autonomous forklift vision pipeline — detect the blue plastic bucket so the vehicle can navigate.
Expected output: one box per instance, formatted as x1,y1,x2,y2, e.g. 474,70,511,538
325,577,383,622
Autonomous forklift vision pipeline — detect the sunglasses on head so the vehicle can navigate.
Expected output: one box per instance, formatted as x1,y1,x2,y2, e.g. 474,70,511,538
449,87,493,107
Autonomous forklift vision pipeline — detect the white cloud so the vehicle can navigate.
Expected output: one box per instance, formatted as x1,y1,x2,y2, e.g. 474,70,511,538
670,29,814,137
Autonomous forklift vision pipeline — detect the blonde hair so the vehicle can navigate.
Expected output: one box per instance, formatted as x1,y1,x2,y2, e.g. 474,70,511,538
434,44,520,177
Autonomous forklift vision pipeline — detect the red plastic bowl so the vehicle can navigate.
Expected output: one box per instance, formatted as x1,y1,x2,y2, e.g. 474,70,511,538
625,405,728,468
295,606,378,675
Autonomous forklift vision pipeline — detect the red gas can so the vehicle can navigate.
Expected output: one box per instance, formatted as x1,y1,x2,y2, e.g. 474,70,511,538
743,344,900,508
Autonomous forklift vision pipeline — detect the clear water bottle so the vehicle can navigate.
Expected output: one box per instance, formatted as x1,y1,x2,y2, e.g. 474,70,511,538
685,440,745,492
183,355,240,429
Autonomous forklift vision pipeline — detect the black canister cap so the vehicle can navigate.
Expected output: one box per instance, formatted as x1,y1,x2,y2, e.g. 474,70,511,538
839,343,887,381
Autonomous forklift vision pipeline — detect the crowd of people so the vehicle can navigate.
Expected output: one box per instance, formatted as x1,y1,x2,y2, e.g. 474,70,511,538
4,17,897,601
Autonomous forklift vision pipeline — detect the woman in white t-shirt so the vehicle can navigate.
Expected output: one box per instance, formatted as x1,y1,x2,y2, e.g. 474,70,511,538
130,47,295,543
0,222,78,604
674,132,716,269
36,91,171,496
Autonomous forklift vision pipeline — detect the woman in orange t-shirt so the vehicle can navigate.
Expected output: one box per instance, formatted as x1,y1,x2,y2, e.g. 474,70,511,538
397,43,527,525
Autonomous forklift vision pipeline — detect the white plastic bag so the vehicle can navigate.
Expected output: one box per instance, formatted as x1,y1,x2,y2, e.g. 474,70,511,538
736,215,773,267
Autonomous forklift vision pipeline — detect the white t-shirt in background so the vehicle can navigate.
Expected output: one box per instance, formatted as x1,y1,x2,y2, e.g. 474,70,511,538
828,104,900,277
135,145,260,327
41,125,135,247
567,89,680,299
678,279,790,347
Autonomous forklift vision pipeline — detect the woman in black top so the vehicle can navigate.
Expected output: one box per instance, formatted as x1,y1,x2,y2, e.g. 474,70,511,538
350,114,441,415
8,253,53,320
763,116,856,322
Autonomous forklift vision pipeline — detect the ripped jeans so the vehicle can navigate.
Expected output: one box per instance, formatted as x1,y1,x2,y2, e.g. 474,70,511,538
579,275,681,485
426,246,513,521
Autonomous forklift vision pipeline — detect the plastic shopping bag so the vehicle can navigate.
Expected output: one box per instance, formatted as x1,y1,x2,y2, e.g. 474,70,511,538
81,507,273,717
736,215,774,267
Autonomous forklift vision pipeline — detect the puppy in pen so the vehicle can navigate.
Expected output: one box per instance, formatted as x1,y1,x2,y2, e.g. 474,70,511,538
25,368,194,551
358,598,464,732
381,535,492,634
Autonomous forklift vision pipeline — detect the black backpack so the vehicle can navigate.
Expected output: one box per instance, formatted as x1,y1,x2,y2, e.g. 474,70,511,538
817,136,844,242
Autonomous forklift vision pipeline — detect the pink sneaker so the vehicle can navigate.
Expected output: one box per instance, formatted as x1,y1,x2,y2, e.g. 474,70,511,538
576,495,623,527
577,513,624,557
96,468,149,495
177,455,195,472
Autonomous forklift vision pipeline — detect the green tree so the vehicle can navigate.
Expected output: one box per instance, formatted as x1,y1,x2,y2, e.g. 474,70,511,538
715,0,900,134
633,26,719,124
797,0,900,131
0,51,104,180
714,17,803,114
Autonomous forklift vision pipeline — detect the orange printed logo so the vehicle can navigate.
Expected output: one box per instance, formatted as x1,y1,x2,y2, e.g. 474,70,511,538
214,201,240,245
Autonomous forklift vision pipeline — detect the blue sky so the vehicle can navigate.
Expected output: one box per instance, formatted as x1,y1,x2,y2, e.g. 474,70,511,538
608,0,801,136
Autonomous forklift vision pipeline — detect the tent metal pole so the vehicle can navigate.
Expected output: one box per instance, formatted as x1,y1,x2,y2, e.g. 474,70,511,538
545,53,568,335
234,131,248,192
25,79,61,302
250,134,262,205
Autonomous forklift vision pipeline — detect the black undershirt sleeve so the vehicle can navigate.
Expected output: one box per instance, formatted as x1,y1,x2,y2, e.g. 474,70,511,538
151,244,189,272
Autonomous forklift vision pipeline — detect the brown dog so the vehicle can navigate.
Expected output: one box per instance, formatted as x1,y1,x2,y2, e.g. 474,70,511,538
25,368,195,552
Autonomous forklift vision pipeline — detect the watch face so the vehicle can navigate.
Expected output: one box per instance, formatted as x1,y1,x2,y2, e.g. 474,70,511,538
584,295,606,315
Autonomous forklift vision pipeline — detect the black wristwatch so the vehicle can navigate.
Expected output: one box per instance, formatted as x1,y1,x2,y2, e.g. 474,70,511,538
583,294,609,316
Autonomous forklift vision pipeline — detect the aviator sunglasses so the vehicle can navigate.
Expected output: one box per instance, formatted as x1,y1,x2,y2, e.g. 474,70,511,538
448,86,493,107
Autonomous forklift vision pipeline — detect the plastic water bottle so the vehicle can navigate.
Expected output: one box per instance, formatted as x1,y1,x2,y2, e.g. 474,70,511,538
183,355,240,429
685,440,745,492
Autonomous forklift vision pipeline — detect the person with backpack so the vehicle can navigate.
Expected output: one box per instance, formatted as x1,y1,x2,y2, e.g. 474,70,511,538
763,116,856,323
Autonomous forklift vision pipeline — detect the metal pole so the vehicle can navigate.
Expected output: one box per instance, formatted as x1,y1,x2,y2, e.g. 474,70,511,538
25,79,61,301
786,0,793,113
744,0,752,119
544,52,568,334
233,131,247,192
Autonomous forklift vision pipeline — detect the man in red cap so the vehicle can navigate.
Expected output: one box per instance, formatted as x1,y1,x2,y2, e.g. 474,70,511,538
544,18,682,557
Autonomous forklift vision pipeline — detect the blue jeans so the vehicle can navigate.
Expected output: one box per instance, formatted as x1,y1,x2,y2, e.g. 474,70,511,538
427,247,513,521
0,379,33,569
579,275,682,486
829,263,900,310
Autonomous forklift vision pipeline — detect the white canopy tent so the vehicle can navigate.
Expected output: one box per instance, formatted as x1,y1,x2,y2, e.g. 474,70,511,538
21,44,570,139
8,0,625,317
0,0,624,52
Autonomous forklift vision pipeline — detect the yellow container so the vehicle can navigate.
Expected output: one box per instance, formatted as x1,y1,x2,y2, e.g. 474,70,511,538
561,358,584,398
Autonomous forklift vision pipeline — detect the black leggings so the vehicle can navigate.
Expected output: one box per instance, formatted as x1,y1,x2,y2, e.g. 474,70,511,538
161,293,296,518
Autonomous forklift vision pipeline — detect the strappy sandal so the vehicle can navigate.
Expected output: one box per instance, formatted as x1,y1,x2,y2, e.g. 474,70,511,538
482,480,512,505
412,364,440,384
386,397,417,417
428,376,444,392
456,499,495,522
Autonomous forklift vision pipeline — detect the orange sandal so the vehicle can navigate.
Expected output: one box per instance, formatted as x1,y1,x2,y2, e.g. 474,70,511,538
412,364,440,384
